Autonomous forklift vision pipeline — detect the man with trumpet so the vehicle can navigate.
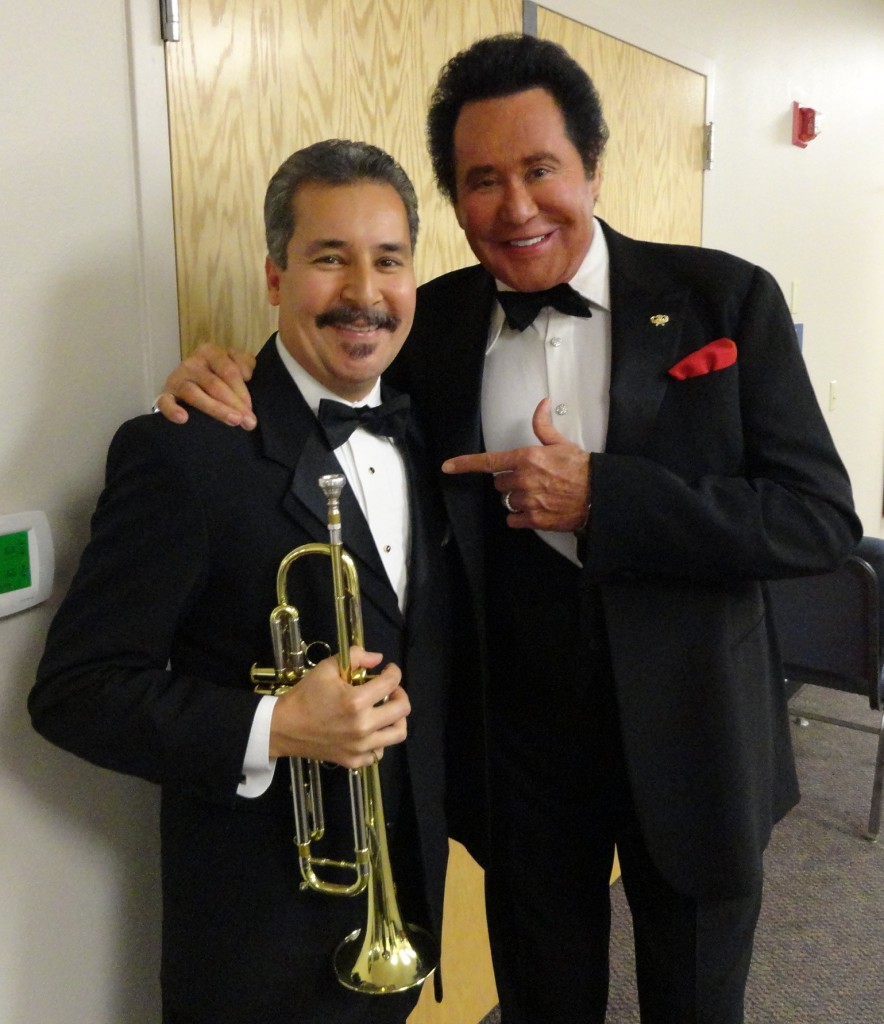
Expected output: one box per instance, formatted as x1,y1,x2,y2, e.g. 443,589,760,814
29,140,463,1024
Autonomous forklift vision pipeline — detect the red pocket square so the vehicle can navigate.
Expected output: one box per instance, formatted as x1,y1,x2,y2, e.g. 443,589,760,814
668,338,737,380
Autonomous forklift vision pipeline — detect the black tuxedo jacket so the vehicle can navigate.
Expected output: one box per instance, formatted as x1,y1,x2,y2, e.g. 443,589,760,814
388,220,861,900
30,340,455,1019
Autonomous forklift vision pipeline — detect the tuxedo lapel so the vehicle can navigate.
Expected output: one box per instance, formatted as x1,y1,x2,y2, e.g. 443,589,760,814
251,340,402,628
602,223,692,455
289,435,404,626
395,395,445,629
429,267,496,461
422,268,497,619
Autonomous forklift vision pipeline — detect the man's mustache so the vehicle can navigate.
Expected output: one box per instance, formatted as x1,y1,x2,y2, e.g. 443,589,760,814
315,306,401,332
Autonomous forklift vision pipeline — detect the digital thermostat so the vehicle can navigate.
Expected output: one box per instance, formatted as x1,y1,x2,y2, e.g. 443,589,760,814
0,511,54,618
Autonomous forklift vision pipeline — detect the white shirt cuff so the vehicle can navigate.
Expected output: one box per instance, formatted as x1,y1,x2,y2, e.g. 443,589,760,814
237,694,278,798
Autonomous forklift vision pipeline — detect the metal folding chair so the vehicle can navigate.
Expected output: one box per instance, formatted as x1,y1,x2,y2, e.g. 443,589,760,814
768,536,884,841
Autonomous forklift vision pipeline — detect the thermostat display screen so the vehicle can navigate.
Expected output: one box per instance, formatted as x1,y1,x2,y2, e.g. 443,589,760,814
0,530,32,595
0,512,53,617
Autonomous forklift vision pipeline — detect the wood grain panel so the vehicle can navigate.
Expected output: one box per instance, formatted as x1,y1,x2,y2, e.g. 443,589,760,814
408,841,497,1024
538,7,706,246
166,0,521,355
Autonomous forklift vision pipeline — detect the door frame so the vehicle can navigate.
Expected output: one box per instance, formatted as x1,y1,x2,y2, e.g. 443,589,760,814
126,0,180,376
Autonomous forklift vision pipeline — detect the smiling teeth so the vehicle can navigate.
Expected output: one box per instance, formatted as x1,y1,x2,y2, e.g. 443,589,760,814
510,235,546,247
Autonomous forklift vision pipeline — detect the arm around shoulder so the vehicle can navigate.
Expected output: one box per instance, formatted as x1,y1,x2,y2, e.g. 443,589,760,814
156,343,257,429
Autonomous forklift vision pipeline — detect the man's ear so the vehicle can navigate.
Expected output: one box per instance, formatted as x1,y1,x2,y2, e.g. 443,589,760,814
265,255,282,307
452,196,467,231
589,165,603,201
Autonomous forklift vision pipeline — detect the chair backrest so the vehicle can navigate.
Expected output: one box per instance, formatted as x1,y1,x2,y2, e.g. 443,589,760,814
768,544,882,711
855,535,884,671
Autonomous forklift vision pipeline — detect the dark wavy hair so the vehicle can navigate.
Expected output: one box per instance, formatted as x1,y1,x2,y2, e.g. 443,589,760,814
427,34,609,203
264,139,419,268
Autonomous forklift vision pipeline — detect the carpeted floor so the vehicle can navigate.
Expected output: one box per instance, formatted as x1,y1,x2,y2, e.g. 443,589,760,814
480,685,884,1023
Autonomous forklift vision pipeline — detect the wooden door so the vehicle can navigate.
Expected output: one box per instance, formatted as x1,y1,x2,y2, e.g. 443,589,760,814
165,0,521,355
538,6,706,245
164,4,707,1022
165,2,704,358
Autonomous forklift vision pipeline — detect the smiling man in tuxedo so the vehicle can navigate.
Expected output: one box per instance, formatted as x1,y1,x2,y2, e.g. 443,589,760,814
153,35,861,1024
30,140,463,1024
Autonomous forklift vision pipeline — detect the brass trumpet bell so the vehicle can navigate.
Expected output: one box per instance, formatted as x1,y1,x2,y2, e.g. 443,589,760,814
334,755,439,993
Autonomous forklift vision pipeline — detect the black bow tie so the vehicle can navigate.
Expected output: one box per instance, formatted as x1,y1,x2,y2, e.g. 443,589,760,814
497,283,592,332
317,394,411,449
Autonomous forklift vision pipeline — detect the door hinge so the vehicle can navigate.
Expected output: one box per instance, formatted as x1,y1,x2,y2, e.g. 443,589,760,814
522,2,538,36
703,122,714,171
160,0,180,43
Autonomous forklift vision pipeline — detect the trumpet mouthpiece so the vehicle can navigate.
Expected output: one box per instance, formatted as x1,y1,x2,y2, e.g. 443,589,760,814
319,473,346,502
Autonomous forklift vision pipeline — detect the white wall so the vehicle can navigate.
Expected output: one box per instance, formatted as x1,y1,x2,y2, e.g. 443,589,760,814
0,3,176,1020
1,1,882,1021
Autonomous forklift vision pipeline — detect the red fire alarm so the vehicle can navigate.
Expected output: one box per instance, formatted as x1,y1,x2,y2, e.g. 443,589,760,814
792,101,822,147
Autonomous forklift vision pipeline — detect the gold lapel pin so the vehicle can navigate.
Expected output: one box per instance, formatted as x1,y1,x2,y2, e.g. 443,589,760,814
650,314,670,327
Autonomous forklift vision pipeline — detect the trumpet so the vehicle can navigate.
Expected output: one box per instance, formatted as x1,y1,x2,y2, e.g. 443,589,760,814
251,473,439,993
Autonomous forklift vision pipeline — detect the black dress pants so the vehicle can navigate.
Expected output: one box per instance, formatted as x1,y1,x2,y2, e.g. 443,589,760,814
481,523,761,1024
486,815,761,1024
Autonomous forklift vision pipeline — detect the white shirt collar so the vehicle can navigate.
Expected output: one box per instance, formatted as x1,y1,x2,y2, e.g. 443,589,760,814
274,333,383,412
488,217,611,350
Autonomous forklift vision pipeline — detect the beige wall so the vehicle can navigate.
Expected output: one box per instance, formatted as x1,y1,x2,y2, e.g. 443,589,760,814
2,1,883,1020
0,3,173,1020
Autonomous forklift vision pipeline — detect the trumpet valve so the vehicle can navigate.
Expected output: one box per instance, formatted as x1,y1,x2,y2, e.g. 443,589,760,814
249,663,298,695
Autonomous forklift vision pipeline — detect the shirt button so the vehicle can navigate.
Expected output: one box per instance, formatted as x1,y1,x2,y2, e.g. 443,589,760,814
555,403,568,416
384,545,392,553
368,466,376,474
549,336,562,348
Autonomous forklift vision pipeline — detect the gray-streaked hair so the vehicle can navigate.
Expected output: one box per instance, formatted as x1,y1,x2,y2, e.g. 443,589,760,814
264,139,419,268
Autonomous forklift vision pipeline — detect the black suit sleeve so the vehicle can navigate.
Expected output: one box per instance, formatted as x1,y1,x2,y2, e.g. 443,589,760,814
29,416,259,801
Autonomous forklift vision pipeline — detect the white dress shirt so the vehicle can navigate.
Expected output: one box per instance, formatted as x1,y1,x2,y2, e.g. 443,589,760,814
481,218,612,565
238,335,410,796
